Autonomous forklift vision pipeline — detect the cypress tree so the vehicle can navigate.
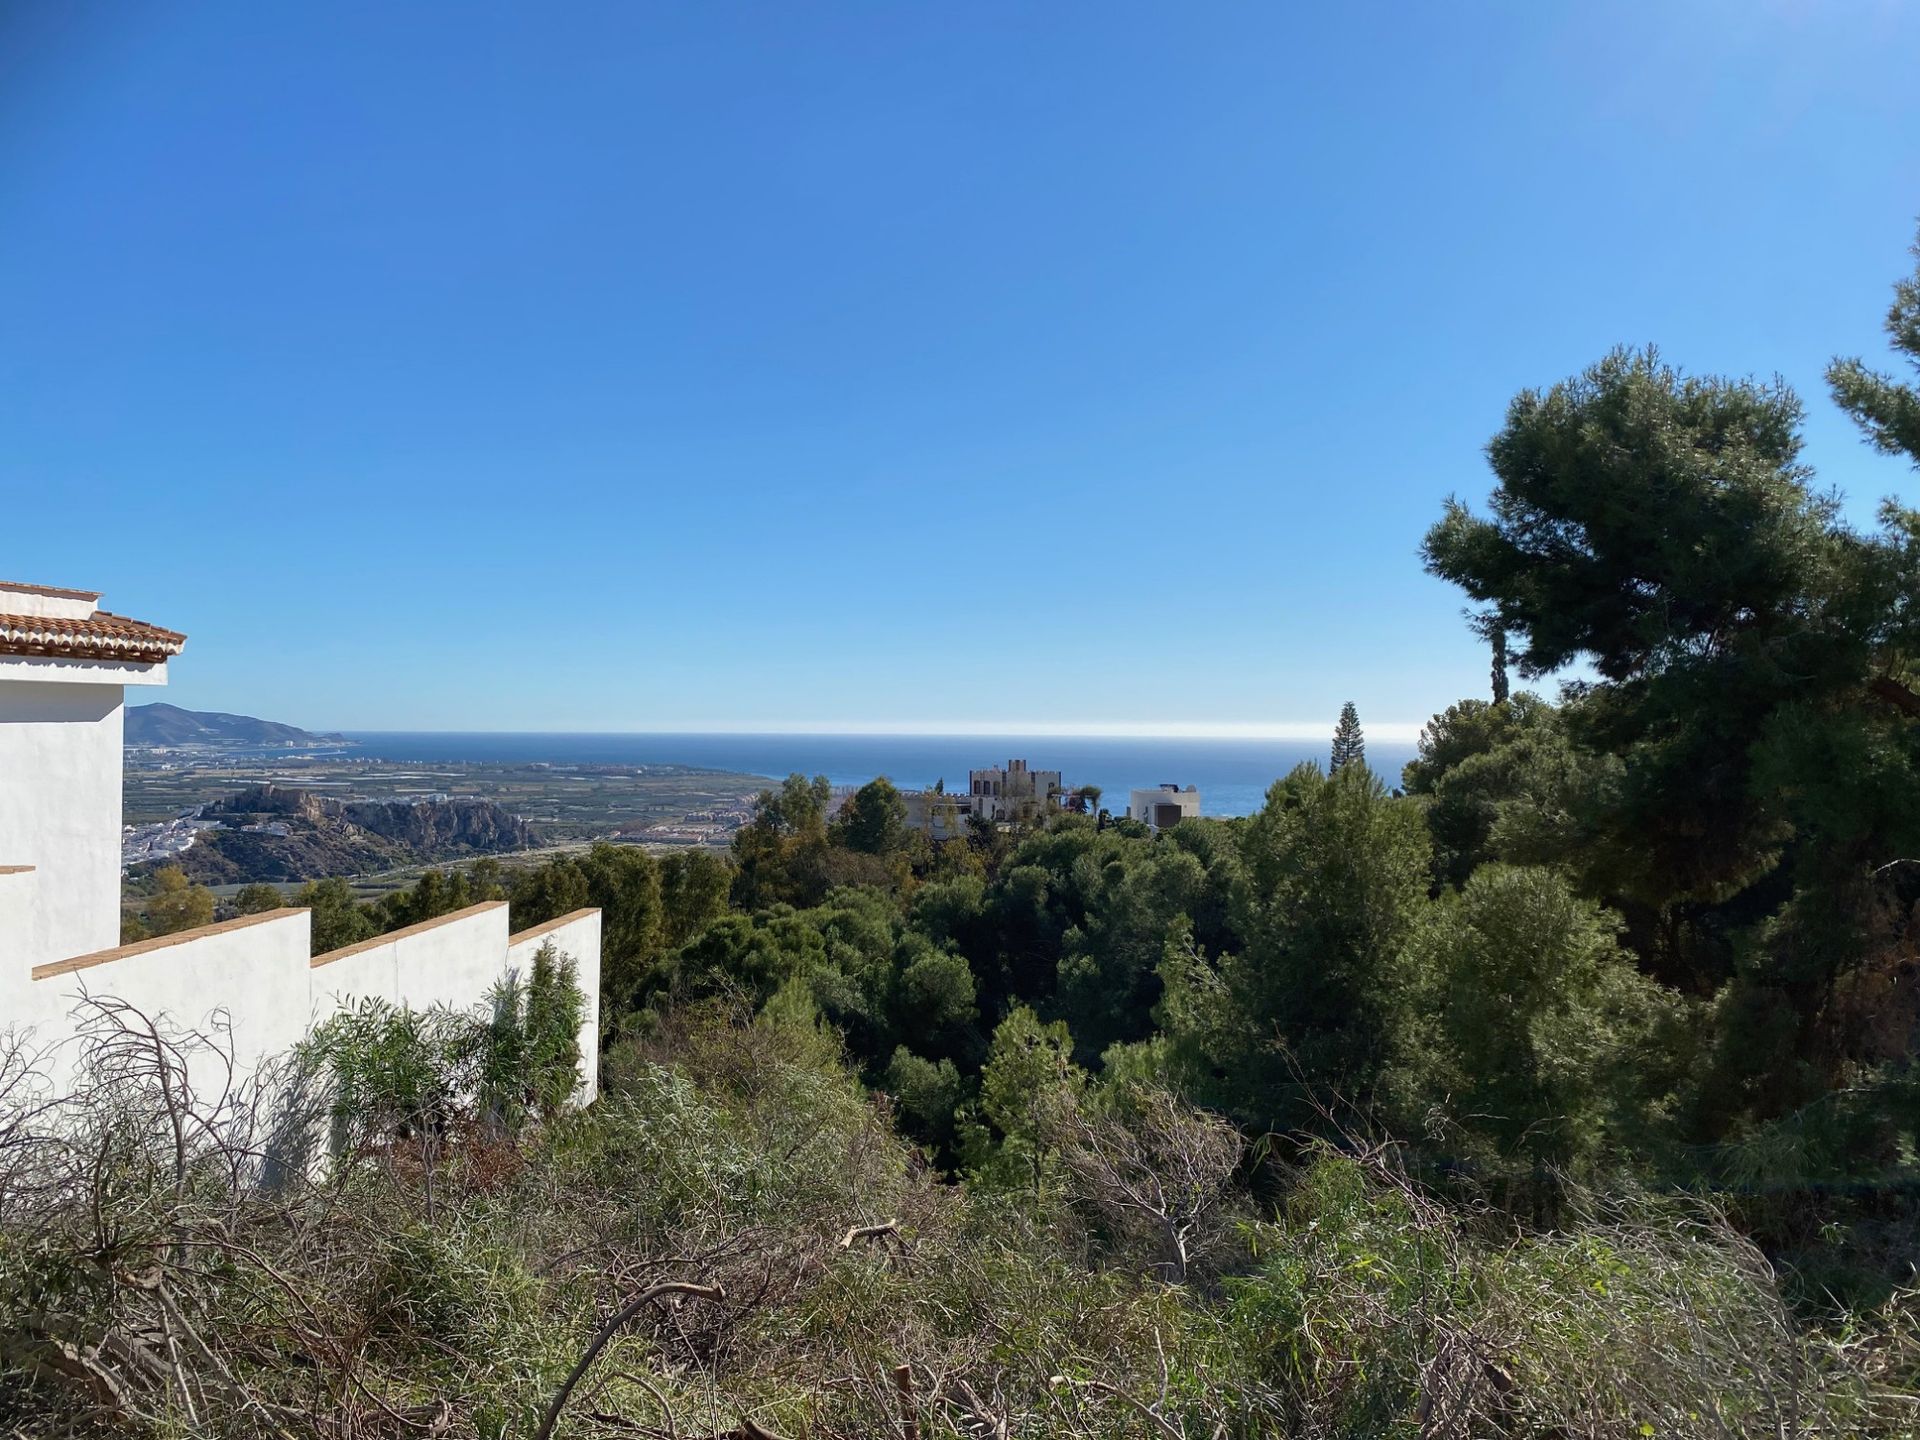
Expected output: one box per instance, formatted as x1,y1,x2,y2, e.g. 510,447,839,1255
1330,702,1366,772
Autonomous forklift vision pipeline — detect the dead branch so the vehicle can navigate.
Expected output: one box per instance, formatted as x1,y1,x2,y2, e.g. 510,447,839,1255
839,1219,900,1248
536,1281,726,1440
893,1362,920,1440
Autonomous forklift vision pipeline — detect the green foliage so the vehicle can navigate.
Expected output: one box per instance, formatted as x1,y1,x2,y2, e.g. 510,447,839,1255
730,772,835,909
1423,348,1848,917
831,775,909,855
506,843,664,1007
141,864,215,936
6,997,1917,1438
1390,865,1691,1174
1829,223,1920,465
1400,692,1607,889
1225,1151,1902,1438
1419,304,1920,1147
1329,699,1365,771
656,847,732,946
1055,839,1212,1062
296,875,378,953
231,881,286,915
1200,761,1430,1122
375,865,475,931
884,1047,969,1150
979,1005,1083,1141
1426,347,1831,688
523,942,585,1113
890,935,980,1059
308,996,474,1160
309,946,586,1154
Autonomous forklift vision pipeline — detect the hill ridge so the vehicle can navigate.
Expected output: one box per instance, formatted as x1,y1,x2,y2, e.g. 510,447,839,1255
126,703,347,748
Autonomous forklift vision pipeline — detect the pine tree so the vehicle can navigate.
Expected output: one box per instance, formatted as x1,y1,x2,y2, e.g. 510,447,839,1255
1330,702,1365,772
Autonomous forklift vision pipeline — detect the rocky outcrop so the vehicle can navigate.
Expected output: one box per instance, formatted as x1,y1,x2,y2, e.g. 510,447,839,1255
160,785,541,883
344,795,536,853
206,785,334,822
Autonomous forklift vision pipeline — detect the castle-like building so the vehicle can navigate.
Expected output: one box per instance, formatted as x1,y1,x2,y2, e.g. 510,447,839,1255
0,580,601,1099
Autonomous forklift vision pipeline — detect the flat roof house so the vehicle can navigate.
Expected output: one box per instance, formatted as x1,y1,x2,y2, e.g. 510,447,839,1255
1129,784,1201,833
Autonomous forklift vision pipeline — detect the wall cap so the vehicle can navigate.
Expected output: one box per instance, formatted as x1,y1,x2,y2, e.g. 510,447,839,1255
310,900,509,969
33,908,309,981
508,907,601,946
0,580,102,602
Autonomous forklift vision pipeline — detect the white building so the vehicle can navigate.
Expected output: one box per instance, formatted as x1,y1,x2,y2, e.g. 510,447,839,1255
968,759,1063,824
1129,784,1201,832
901,787,977,840
0,581,601,1102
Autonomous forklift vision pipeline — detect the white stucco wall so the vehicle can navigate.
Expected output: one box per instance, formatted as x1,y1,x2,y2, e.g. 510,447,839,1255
0,585,99,621
314,900,602,1103
507,909,603,1105
22,909,314,1099
0,680,131,968
310,901,513,1016
0,866,32,930
0,655,170,687
0,587,97,622
13,902,603,1113
0,866,38,1021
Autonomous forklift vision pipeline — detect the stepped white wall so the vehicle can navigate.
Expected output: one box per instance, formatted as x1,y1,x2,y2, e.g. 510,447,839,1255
14,908,314,1100
506,908,604,1105
0,584,601,1121
11,902,601,1109
310,901,514,1015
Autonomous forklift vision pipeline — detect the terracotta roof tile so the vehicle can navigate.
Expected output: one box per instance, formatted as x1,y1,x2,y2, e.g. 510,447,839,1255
0,609,187,664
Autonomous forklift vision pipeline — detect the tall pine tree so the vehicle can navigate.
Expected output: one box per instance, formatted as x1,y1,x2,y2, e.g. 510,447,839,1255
1329,701,1365,772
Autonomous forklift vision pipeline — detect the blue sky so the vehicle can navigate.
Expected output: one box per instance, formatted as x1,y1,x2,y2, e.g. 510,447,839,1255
3,2,1917,736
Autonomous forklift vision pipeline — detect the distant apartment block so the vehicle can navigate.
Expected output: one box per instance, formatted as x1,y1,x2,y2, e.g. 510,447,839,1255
1130,783,1201,832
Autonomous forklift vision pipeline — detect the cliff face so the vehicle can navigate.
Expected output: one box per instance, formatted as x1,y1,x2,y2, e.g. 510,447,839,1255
344,797,536,853
207,785,335,822
167,785,541,883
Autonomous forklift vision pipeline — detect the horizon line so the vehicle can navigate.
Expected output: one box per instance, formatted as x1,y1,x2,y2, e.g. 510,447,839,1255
308,720,1429,744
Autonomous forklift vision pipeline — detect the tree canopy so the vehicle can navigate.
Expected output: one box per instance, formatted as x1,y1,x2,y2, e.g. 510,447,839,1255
1329,701,1365,772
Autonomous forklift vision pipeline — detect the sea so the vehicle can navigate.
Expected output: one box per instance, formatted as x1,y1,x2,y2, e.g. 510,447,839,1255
337,733,1420,820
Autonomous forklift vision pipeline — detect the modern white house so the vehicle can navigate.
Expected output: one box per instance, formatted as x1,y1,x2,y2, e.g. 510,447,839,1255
0,580,601,1101
1129,784,1201,832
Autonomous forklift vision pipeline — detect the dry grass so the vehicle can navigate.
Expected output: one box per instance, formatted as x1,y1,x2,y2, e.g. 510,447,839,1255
2,999,1915,1439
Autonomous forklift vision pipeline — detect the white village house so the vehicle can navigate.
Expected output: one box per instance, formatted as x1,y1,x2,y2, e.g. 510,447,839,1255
0,580,601,1098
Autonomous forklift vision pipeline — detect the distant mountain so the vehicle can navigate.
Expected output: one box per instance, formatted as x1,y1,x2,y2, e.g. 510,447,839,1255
125,703,347,748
